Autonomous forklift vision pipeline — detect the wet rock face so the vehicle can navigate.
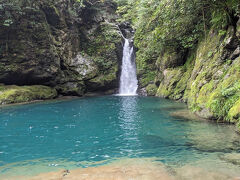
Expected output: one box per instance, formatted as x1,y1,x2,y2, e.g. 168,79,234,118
69,53,97,79
0,3,60,85
156,50,187,71
236,18,240,39
119,22,134,39
151,26,240,129
0,0,122,95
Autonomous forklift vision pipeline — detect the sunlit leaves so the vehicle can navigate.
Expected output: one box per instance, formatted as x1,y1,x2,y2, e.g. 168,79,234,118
3,19,13,27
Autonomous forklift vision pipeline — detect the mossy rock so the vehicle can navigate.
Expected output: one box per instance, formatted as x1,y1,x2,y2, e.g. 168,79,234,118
138,70,156,88
205,59,240,122
85,68,118,92
55,82,85,96
185,28,240,124
156,50,186,70
0,85,57,105
229,99,240,120
146,84,158,96
156,85,171,98
156,68,183,99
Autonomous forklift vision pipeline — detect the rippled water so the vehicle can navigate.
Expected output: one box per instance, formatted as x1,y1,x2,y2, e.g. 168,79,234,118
0,96,240,179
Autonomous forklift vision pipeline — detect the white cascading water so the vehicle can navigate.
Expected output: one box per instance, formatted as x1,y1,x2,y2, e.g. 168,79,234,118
119,39,138,95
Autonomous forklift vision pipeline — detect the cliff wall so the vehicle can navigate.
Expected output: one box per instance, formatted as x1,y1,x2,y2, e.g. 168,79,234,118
0,0,122,104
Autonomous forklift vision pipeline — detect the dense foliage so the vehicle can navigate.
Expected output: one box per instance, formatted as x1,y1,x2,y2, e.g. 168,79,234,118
115,0,239,71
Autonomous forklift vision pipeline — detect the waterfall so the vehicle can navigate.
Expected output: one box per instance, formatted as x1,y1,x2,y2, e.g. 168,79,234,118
119,39,138,95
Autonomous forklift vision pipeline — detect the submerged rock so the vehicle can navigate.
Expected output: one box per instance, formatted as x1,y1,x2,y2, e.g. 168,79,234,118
195,108,214,120
185,123,240,153
174,165,232,180
170,109,207,121
220,153,240,166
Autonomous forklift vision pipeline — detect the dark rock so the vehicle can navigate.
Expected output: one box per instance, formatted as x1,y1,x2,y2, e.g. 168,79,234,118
138,88,147,96
56,82,85,96
41,5,61,28
156,50,187,70
237,18,240,39
119,22,134,39
230,46,240,60
220,26,240,61
0,0,122,96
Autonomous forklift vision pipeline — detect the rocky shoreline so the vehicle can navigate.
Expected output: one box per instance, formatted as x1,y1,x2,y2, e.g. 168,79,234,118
2,158,240,180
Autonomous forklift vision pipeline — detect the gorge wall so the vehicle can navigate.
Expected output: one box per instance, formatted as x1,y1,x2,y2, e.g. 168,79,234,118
0,0,123,104
135,20,240,129
143,26,240,128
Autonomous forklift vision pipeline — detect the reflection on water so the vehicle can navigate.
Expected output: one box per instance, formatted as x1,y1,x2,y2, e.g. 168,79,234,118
119,96,139,132
118,96,142,156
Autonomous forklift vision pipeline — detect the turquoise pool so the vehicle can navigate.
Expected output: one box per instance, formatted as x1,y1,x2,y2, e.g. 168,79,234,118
0,96,240,179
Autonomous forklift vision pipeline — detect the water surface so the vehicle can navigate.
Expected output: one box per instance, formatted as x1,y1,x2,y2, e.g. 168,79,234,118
0,96,240,179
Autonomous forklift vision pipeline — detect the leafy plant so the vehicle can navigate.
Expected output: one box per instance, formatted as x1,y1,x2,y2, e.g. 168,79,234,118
3,19,13,27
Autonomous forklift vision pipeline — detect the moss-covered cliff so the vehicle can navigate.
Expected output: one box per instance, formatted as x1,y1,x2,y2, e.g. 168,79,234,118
0,0,123,103
142,20,240,130
156,27,240,126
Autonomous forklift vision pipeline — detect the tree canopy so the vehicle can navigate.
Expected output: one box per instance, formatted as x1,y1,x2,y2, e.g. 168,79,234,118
115,0,239,70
